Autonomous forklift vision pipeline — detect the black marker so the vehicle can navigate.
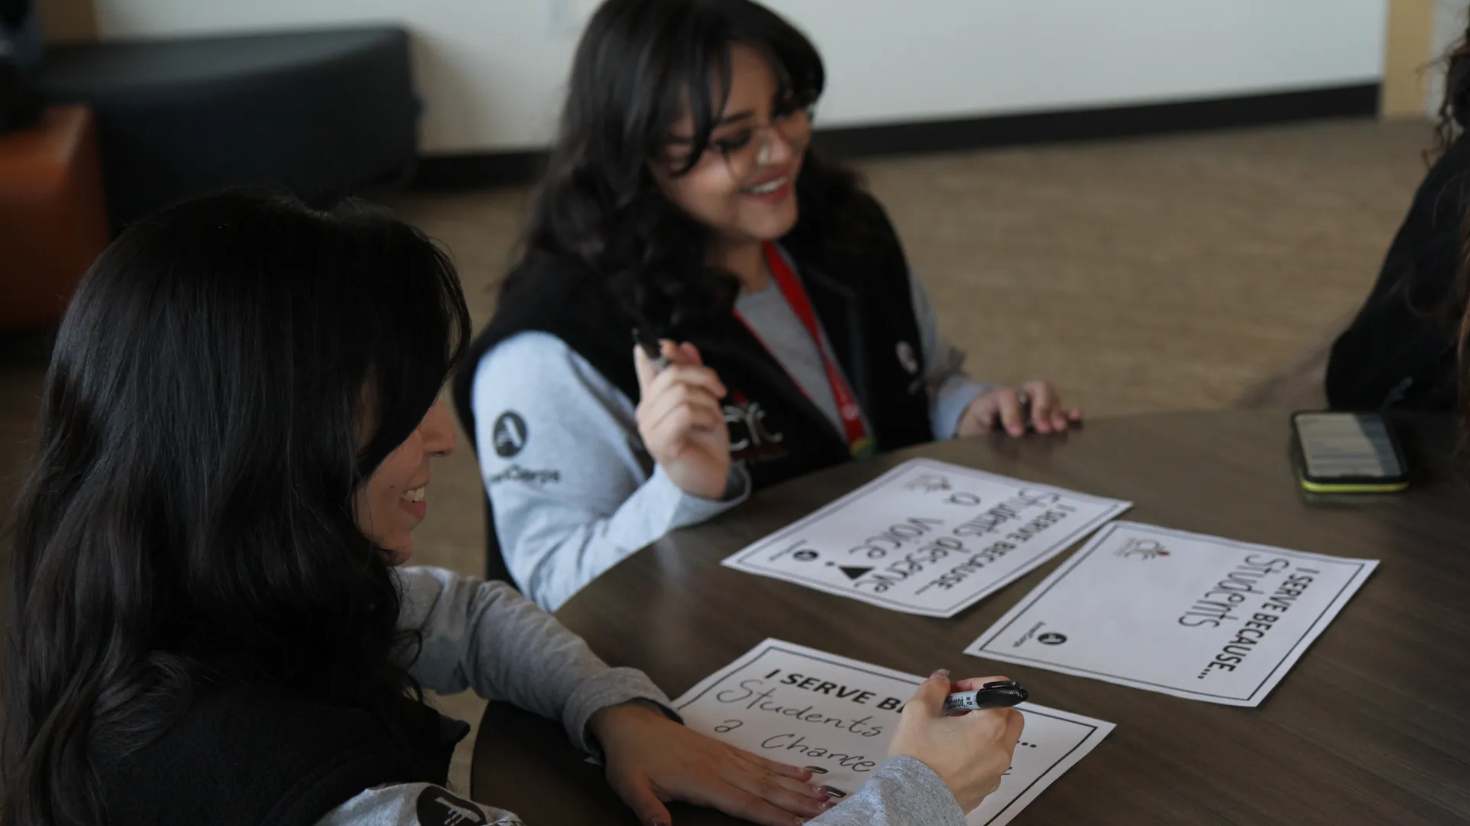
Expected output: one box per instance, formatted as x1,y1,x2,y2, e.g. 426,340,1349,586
632,329,670,372
943,680,1028,715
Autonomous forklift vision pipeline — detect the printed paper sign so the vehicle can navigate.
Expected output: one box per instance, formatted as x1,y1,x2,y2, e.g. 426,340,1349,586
673,639,1114,826
965,522,1378,706
721,458,1131,617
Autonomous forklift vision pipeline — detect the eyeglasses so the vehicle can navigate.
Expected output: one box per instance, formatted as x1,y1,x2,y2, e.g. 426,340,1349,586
665,103,815,179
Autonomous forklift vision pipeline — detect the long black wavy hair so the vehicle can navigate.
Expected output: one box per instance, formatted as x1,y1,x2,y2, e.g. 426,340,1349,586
508,0,869,337
1436,12,1470,158
1439,14,1470,422
0,190,470,825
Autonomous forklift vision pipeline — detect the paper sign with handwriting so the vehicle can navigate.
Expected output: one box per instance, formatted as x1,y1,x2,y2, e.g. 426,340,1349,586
721,459,1131,617
673,639,1113,825
965,522,1378,706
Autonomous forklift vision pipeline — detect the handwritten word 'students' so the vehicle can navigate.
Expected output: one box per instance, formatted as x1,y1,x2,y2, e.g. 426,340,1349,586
1190,557,1322,679
714,676,898,736
839,489,1081,595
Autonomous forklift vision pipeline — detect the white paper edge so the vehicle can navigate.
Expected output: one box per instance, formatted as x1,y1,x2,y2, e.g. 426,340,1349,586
964,521,1381,707
719,458,1134,617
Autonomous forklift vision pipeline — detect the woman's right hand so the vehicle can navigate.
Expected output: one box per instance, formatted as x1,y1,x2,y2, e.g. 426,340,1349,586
634,340,733,501
887,671,1025,813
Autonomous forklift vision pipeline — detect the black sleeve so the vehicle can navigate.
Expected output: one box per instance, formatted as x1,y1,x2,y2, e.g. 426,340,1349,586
1325,142,1470,411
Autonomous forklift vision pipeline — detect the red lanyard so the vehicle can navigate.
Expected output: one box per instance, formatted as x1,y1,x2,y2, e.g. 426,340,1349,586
734,242,875,458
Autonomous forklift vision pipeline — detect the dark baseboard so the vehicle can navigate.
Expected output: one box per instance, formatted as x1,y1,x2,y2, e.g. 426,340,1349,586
413,82,1380,190
814,82,1380,158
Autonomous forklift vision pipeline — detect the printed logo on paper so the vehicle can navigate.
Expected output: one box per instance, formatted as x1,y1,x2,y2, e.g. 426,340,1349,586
905,473,952,493
1114,538,1171,561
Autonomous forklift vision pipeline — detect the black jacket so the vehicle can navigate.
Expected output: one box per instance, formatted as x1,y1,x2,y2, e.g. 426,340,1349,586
1325,137,1470,411
453,191,935,577
97,685,466,826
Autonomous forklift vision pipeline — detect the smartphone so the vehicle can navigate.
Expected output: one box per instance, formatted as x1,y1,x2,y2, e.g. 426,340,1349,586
1290,411,1409,493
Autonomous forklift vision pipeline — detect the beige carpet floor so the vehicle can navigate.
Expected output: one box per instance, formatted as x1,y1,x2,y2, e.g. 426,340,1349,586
0,117,1436,793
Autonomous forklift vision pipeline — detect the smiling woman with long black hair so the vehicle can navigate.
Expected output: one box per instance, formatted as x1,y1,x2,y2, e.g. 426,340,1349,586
0,190,1021,826
455,0,1081,612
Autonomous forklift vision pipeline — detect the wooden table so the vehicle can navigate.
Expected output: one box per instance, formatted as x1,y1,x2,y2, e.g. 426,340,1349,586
472,411,1470,824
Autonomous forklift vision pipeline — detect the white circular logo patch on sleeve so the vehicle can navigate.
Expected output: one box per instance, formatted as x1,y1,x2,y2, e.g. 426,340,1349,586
896,341,919,375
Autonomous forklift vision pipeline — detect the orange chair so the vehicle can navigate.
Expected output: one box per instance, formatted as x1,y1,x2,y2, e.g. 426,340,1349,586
0,105,108,331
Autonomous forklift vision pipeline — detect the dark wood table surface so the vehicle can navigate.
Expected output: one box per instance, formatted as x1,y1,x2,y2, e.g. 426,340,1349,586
472,411,1470,824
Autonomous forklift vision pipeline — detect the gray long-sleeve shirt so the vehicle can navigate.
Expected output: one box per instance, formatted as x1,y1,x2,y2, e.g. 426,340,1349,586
312,566,966,825
473,269,990,611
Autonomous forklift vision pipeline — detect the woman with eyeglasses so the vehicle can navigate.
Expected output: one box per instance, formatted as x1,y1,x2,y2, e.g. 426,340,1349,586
454,0,1081,610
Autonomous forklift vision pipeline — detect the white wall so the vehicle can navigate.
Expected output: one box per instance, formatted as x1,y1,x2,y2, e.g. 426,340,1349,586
1428,0,1467,117
90,0,1388,154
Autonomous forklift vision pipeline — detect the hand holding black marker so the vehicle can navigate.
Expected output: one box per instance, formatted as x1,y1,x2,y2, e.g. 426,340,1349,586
889,669,1028,814
944,679,1029,715
631,333,731,500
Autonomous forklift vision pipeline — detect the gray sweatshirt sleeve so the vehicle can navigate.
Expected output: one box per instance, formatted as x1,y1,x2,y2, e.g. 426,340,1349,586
313,756,962,826
811,756,967,826
393,566,675,753
911,273,995,439
471,332,750,612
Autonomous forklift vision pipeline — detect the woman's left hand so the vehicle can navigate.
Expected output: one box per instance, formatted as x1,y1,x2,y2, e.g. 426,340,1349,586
591,702,835,826
957,380,1083,438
